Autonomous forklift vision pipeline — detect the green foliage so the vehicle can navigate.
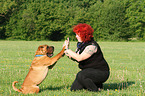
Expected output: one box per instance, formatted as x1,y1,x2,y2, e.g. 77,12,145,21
125,0,145,40
89,0,131,41
0,0,145,41
0,0,18,39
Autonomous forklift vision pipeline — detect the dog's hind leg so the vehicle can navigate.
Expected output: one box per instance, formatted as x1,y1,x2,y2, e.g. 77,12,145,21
31,86,40,94
22,86,40,94
35,86,40,94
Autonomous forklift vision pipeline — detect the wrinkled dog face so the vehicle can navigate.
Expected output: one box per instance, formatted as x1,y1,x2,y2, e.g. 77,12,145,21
35,45,54,57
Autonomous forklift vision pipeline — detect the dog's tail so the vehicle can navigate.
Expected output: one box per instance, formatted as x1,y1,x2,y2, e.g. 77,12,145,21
12,81,22,92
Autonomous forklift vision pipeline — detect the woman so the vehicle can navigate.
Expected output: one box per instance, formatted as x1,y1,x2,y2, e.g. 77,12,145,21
64,23,110,92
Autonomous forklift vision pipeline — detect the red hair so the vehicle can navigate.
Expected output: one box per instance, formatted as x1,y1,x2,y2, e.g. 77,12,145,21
73,23,94,42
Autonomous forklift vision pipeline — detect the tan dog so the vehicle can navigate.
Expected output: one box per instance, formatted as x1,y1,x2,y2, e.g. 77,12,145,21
12,45,65,94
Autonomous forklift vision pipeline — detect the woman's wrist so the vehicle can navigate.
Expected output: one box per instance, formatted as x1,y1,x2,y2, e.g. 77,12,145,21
65,47,69,50
65,50,72,59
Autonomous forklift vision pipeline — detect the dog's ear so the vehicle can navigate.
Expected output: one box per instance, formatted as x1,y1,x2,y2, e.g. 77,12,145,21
34,45,44,56
37,46,44,53
38,46,44,50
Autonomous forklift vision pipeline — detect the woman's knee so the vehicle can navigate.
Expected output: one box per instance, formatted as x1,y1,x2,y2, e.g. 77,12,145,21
76,71,85,82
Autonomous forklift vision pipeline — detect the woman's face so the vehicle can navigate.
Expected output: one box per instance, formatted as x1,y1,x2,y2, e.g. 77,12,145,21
76,34,82,42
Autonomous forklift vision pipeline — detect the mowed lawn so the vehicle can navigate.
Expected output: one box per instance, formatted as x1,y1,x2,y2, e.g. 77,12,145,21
0,41,144,96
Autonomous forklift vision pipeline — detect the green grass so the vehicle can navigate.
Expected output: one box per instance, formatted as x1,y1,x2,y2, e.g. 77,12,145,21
0,41,144,96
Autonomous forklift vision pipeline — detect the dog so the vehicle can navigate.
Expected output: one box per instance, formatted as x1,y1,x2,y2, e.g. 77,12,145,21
12,45,65,94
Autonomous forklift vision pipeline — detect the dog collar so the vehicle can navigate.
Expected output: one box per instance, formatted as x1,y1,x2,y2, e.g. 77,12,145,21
35,55,44,57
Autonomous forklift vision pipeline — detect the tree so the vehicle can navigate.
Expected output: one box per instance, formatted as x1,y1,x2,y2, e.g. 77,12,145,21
2,0,145,41
89,0,131,41
125,0,145,40
0,0,17,39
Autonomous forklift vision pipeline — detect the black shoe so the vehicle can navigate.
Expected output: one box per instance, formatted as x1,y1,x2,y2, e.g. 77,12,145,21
96,83,103,89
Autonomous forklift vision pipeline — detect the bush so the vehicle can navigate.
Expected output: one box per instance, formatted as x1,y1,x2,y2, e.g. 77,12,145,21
0,0,145,41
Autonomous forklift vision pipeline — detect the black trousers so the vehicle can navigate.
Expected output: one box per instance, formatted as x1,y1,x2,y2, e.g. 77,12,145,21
70,68,110,91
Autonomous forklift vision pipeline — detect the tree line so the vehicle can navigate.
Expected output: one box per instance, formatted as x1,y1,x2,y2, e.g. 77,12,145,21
0,0,145,41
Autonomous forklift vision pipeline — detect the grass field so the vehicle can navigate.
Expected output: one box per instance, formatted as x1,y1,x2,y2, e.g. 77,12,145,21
0,41,144,96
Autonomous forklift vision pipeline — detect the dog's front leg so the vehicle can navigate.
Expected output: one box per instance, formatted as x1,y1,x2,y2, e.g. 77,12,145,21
49,46,65,65
43,46,65,67
48,62,57,69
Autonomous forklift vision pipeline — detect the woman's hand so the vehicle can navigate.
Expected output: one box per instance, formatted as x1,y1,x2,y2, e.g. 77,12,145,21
63,38,69,49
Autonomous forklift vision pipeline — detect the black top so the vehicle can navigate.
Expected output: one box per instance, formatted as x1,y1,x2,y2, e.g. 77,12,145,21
75,39,110,71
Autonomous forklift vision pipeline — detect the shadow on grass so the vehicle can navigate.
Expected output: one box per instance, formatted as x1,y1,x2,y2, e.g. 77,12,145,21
103,81,135,90
40,81,135,92
40,85,65,92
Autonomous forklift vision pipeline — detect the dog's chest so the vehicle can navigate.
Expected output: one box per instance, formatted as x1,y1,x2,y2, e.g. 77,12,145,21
31,66,49,83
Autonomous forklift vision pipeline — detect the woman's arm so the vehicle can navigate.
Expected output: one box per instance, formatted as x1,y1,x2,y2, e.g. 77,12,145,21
65,45,97,62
